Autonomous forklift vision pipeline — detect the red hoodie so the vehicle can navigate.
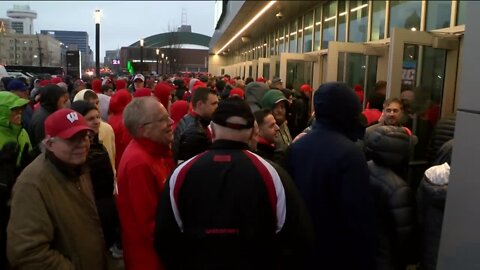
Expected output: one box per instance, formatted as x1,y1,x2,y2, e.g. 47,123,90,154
154,82,173,110
170,100,189,131
92,79,103,94
108,89,133,169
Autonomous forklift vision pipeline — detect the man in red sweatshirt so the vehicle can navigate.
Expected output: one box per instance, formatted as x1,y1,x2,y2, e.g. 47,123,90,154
117,96,175,270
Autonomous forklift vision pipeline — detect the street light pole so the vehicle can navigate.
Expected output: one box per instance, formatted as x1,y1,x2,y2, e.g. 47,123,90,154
95,9,101,77
156,48,159,76
165,56,168,75
140,39,144,74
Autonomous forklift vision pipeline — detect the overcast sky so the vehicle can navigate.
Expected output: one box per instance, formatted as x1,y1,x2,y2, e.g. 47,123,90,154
1,1,215,59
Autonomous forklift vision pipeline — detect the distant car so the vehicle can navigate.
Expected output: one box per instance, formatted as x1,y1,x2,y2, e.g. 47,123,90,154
0,65,8,79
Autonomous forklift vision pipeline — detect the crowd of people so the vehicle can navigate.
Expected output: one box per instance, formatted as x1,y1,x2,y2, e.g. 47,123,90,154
0,72,454,270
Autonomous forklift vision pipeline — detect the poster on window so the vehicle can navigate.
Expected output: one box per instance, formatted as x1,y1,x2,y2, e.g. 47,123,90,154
402,61,416,86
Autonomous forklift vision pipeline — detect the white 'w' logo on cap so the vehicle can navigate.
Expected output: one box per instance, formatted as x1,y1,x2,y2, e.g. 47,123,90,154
66,112,79,123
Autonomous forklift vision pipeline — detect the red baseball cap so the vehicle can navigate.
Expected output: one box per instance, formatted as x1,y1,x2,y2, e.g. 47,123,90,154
300,84,313,92
44,109,93,139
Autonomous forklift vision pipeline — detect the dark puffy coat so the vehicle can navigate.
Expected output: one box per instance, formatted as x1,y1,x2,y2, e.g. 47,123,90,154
287,91,310,138
416,163,449,270
426,114,456,164
365,125,416,270
172,113,211,163
88,135,118,247
287,82,375,269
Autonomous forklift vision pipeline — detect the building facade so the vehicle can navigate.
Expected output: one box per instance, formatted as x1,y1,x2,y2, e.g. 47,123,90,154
6,5,37,35
40,30,94,69
0,32,62,67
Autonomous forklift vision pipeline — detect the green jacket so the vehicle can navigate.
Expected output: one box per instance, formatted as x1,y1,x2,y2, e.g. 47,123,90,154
0,91,31,166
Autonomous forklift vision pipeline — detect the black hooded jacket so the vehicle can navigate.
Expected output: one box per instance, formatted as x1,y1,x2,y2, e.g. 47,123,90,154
287,82,375,269
365,125,416,270
28,85,67,157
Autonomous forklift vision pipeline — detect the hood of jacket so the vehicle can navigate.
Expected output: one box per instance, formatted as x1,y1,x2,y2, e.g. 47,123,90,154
39,84,67,113
73,89,96,102
365,125,411,169
245,82,269,111
313,82,364,141
0,91,29,129
109,89,132,114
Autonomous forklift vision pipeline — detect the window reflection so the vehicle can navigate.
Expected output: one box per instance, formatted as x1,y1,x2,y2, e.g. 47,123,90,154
349,0,368,42
457,0,467,25
371,1,386,41
390,0,421,34
289,20,297,53
426,1,451,30
314,6,322,50
304,10,313,53
322,1,336,49
338,1,347,42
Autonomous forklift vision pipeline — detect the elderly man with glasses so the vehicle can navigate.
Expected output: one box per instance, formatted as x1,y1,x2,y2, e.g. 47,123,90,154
116,97,175,270
7,108,108,269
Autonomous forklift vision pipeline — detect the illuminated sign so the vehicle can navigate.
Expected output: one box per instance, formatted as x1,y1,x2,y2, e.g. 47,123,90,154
112,59,120,65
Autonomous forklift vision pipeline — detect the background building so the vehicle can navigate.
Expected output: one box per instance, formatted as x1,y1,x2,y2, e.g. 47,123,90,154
6,4,37,35
40,30,94,69
119,29,210,75
104,49,120,74
0,32,62,66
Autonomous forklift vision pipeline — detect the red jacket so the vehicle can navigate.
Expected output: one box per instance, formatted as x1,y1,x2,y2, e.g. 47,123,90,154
117,138,174,270
108,89,132,169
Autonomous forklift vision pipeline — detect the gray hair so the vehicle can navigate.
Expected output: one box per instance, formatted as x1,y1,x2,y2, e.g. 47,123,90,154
123,97,156,137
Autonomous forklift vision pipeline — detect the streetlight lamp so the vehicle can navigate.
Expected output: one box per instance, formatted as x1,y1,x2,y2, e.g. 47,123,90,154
165,56,168,75
161,53,164,75
156,48,160,75
140,39,144,74
94,9,101,77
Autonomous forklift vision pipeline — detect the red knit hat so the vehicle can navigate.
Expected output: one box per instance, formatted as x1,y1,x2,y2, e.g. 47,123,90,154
133,88,152,98
115,79,127,90
92,79,102,94
39,80,51,87
51,77,63,84
154,83,172,110
300,84,313,93
229,88,245,99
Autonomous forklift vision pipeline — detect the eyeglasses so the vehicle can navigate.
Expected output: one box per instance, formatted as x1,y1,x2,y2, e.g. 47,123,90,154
49,132,93,147
142,115,172,127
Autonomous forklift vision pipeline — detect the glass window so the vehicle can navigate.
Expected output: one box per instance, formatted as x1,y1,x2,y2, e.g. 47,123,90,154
338,1,347,42
278,26,284,53
389,1,421,35
304,10,314,53
314,6,322,51
269,32,275,56
297,17,303,53
426,1,451,30
457,0,467,25
322,1,336,49
289,20,297,53
371,1,386,41
349,0,369,42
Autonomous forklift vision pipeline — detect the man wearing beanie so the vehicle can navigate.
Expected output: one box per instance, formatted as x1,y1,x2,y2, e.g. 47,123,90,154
154,97,314,269
287,82,375,269
261,90,292,152
7,109,107,269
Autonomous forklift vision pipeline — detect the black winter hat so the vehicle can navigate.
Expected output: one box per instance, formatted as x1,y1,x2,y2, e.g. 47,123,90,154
212,97,254,130
71,100,97,116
